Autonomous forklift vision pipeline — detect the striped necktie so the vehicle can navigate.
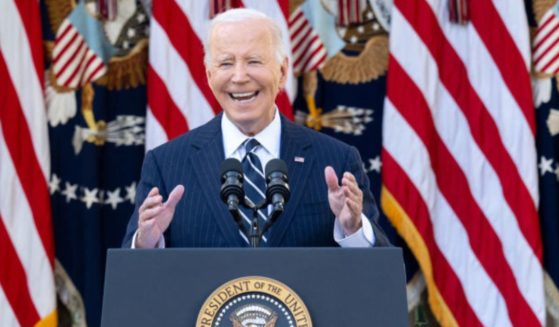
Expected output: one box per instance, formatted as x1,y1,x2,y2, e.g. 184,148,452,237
240,138,268,244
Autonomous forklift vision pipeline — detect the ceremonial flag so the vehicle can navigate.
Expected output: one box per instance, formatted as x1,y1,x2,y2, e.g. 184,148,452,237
51,2,116,89
288,5,327,74
531,1,559,323
43,0,149,324
0,0,57,325
382,0,545,325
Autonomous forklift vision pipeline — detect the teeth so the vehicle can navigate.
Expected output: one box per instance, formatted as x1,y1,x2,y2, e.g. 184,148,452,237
231,92,256,99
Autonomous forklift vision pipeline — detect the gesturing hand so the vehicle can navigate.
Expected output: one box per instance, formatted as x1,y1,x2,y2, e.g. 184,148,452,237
324,166,363,236
136,185,185,248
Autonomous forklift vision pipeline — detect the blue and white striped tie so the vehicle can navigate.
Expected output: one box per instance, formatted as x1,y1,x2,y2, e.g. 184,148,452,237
240,138,268,243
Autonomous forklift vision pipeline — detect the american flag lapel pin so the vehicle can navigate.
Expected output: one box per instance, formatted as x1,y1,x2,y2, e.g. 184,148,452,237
294,156,305,163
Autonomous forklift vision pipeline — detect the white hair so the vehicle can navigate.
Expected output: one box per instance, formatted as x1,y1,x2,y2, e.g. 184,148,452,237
203,8,287,66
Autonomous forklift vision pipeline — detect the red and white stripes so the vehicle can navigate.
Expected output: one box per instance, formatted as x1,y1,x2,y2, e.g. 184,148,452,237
336,0,365,26
0,0,56,325
533,7,559,74
289,6,327,74
146,0,295,150
383,0,545,326
209,0,242,18
52,19,106,88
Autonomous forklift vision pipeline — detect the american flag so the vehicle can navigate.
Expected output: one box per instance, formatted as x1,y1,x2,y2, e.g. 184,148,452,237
382,0,545,326
531,3,559,320
533,4,559,75
336,0,365,26
289,5,327,74
146,0,296,150
209,0,243,18
0,0,57,325
51,2,116,89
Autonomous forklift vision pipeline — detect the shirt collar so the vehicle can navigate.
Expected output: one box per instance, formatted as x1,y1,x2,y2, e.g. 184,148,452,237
222,109,281,158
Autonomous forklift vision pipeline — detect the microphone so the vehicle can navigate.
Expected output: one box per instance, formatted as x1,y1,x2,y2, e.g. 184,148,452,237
265,159,290,213
220,158,245,219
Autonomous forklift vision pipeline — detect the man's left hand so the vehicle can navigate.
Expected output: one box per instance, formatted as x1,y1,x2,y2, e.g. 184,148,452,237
324,166,363,236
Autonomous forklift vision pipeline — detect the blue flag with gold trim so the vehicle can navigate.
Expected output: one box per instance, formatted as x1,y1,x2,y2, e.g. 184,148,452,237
526,0,559,323
42,0,149,325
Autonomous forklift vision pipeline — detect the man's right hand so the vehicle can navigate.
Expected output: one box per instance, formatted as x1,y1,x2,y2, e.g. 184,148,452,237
136,185,185,248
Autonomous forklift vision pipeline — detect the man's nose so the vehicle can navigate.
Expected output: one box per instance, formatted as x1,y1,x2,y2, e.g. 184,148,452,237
231,63,249,83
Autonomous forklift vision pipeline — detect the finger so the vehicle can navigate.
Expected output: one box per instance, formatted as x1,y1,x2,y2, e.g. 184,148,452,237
139,194,163,213
342,174,361,197
342,183,361,202
140,205,165,222
142,187,160,208
343,184,362,203
342,172,357,184
346,197,362,216
164,185,185,210
324,166,339,192
148,187,159,197
341,172,358,189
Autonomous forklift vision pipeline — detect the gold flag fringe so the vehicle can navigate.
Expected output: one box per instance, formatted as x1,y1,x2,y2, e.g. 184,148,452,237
545,272,559,326
55,259,87,327
381,186,459,327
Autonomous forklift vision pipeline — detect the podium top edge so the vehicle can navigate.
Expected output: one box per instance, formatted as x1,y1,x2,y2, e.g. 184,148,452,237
107,247,402,254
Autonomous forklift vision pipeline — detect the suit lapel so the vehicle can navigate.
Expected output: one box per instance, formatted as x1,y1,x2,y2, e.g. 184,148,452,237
189,114,245,246
268,118,313,246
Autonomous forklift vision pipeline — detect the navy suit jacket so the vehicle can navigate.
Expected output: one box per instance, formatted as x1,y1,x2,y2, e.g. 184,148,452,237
122,114,390,247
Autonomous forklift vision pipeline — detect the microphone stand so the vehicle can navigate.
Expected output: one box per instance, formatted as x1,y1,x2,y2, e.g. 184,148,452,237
228,207,249,239
246,203,285,247
247,200,268,248
228,204,261,248
260,204,283,237
249,209,260,248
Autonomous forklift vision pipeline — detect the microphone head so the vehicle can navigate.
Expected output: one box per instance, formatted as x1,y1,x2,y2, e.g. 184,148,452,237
265,159,290,203
265,159,288,180
220,158,244,204
221,158,243,179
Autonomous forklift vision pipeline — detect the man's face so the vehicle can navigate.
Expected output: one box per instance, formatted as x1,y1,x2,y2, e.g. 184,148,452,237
206,19,288,135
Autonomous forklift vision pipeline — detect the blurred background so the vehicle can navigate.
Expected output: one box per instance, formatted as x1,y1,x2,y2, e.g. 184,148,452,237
1,0,558,326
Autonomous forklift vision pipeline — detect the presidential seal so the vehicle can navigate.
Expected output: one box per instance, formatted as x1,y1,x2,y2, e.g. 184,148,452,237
196,276,312,327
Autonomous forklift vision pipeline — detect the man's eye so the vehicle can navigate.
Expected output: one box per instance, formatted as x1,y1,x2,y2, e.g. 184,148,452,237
248,60,261,65
219,62,232,67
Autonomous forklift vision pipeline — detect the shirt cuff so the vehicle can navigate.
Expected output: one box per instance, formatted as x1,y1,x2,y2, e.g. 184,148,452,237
131,231,165,249
334,213,376,247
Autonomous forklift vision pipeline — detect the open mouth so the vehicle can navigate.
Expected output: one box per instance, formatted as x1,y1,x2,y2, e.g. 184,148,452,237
229,91,259,101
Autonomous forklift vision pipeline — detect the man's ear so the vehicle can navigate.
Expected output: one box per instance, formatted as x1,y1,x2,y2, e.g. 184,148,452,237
278,57,288,89
206,66,215,92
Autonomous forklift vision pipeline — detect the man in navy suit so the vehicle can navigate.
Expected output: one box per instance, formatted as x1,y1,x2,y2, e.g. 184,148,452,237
123,8,390,248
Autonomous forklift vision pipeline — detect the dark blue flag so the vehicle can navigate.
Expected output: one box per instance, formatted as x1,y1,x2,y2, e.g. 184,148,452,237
42,0,148,325
527,0,559,323
533,75,559,324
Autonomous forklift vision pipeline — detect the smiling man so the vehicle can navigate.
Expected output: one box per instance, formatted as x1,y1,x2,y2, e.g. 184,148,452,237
205,13,287,136
122,8,390,249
